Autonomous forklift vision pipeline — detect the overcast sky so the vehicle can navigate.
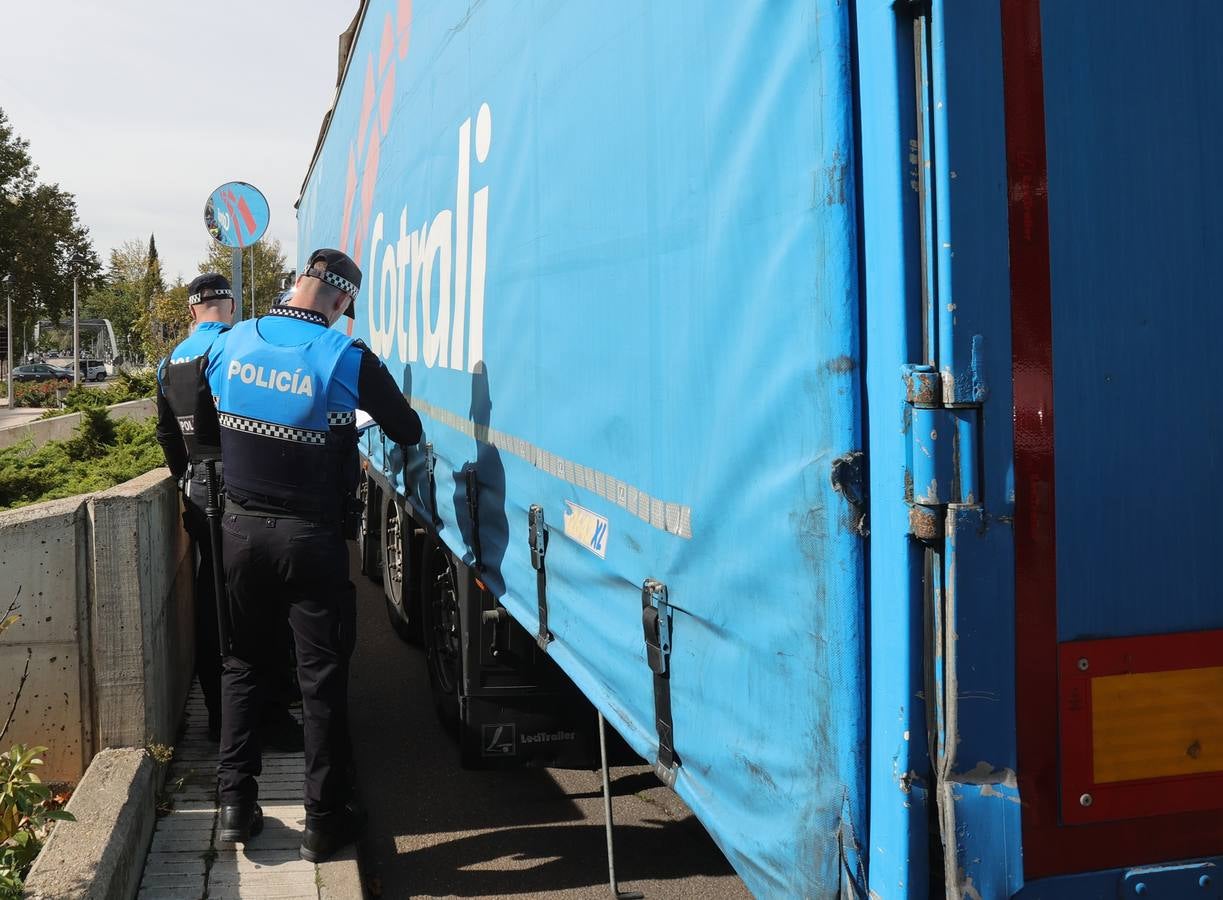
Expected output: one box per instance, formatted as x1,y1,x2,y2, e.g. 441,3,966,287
0,0,357,284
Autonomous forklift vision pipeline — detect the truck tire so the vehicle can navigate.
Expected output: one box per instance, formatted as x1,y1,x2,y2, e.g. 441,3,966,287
358,475,382,584
421,537,462,732
381,496,413,642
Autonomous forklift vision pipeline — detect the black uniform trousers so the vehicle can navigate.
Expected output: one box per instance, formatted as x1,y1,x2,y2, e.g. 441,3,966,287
217,511,356,831
181,477,222,725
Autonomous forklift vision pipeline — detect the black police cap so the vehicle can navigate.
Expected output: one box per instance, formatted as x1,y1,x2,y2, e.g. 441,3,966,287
304,248,361,318
187,273,233,306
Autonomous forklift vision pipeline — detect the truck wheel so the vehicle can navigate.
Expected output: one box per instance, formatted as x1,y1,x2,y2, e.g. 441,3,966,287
382,497,413,642
421,538,462,732
358,475,382,584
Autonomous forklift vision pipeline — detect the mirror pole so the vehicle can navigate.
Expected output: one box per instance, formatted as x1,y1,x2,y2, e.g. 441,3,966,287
231,247,244,322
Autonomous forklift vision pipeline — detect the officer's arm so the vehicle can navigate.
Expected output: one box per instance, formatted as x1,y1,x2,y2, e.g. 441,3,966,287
356,349,423,446
154,366,189,479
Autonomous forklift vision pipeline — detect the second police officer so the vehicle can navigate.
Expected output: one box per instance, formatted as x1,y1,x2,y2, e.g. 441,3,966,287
154,273,235,741
205,249,422,862
155,274,304,750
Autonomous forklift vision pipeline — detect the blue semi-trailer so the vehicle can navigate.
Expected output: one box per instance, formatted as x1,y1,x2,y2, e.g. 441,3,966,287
296,1,1223,896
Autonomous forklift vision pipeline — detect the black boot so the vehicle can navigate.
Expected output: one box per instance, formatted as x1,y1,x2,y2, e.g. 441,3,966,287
217,803,264,843
299,803,367,863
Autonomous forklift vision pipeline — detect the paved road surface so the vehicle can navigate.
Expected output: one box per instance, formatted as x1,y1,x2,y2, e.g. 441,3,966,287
348,548,751,900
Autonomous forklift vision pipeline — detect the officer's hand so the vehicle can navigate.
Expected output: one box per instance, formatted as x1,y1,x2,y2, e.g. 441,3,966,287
388,441,407,477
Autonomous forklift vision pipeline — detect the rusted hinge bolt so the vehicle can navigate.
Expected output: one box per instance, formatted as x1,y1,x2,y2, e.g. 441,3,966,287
1079,792,1093,807
1077,658,1089,672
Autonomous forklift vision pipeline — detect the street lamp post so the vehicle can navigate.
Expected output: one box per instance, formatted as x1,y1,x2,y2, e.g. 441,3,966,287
72,276,79,386
3,274,11,408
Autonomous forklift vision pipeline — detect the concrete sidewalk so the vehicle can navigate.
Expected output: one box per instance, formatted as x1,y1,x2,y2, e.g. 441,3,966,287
0,404,45,430
138,687,363,899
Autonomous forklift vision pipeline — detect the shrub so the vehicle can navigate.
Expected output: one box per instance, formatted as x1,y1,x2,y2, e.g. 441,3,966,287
0,604,74,897
36,368,158,420
0,745,73,898
11,382,64,410
0,412,163,511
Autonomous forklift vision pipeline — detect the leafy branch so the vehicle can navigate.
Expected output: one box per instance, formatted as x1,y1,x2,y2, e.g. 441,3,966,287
0,589,28,748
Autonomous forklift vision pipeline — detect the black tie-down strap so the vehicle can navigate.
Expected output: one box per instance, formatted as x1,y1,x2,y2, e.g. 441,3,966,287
529,504,551,649
424,442,441,525
464,465,483,569
642,578,679,786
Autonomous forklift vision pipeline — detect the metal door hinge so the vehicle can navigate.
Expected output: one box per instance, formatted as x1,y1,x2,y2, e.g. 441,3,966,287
904,364,981,541
641,578,679,786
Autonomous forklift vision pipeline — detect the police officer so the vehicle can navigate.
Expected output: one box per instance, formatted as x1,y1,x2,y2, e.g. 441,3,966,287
206,249,422,861
156,274,306,750
155,272,235,741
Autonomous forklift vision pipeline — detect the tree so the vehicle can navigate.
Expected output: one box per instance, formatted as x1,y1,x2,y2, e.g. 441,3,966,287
0,109,100,348
143,233,165,303
199,237,290,319
137,279,190,363
81,239,152,363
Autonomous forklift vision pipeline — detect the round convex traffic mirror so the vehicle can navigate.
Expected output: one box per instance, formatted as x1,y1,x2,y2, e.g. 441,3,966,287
205,181,270,248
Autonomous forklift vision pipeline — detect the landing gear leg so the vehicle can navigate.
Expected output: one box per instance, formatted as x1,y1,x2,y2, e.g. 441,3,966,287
599,712,643,900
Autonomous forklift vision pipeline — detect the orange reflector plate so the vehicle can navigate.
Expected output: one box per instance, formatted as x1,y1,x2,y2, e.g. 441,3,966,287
1092,666,1223,784
1059,630,1223,824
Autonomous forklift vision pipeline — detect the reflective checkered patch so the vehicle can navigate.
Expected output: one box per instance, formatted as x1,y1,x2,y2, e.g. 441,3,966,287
304,267,359,297
218,413,327,445
266,306,329,326
188,288,233,305
327,411,356,426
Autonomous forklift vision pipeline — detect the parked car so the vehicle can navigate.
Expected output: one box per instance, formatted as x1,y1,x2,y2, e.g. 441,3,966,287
78,359,108,382
10,364,71,383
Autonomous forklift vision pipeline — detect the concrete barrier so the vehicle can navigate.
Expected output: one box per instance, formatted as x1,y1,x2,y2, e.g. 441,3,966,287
0,398,156,451
0,468,193,781
22,748,157,900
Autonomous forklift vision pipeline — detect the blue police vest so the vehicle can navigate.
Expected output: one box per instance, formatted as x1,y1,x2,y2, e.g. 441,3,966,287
159,321,230,462
210,311,357,519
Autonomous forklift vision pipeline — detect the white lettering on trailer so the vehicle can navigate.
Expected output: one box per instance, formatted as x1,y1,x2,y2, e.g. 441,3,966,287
367,102,492,372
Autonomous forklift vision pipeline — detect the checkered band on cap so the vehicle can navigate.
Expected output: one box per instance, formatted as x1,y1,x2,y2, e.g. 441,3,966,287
188,288,233,306
218,412,328,445
305,267,359,298
327,411,356,426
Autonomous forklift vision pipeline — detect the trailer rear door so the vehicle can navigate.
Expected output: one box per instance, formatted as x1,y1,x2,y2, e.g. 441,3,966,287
1005,0,1223,884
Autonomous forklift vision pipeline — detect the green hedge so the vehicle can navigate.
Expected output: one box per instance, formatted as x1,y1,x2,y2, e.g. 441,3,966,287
0,409,164,511
9,381,66,409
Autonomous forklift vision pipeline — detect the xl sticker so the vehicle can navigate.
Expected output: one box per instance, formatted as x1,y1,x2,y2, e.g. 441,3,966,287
563,501,609,559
